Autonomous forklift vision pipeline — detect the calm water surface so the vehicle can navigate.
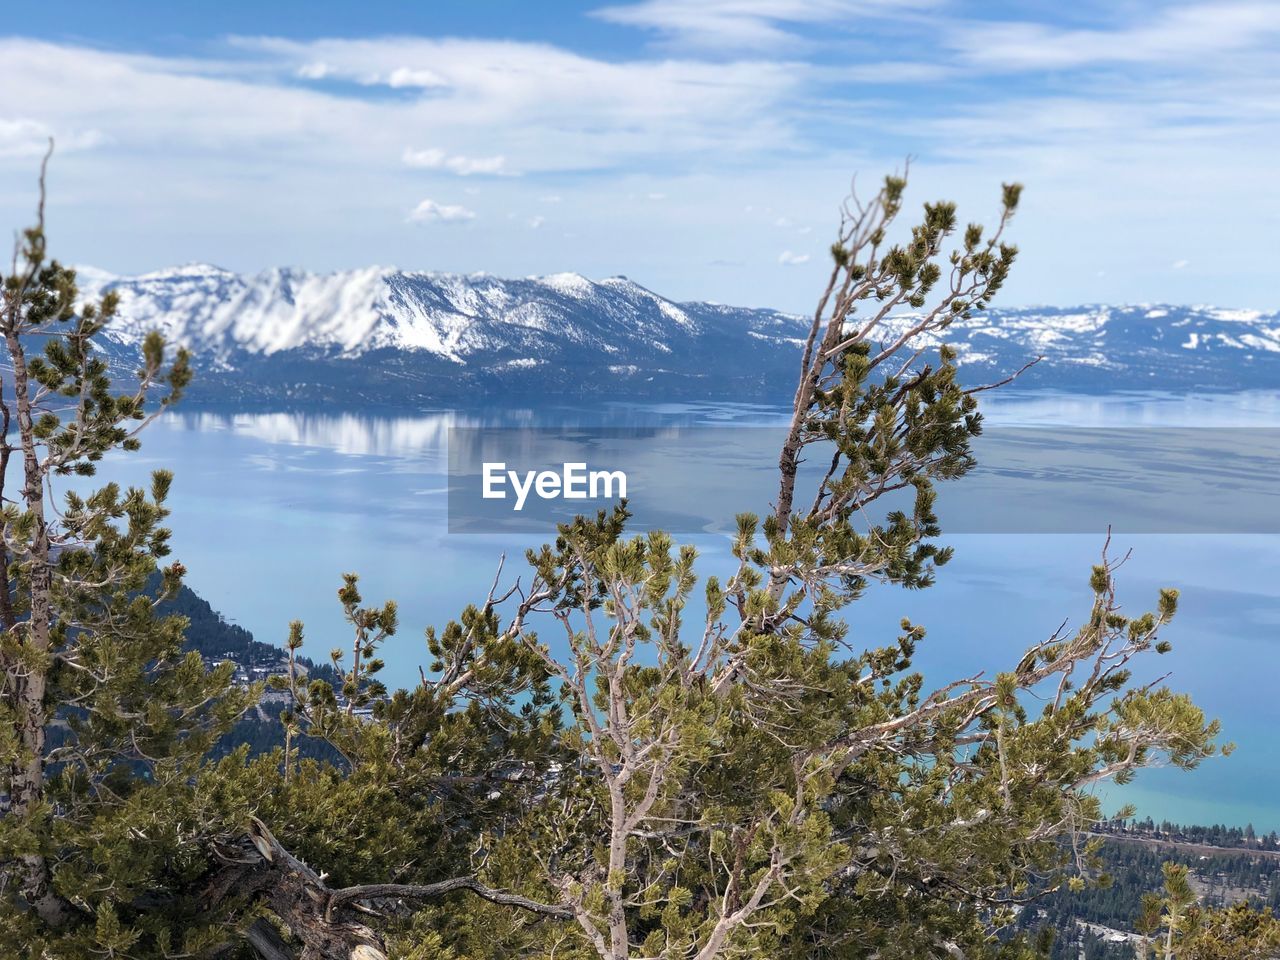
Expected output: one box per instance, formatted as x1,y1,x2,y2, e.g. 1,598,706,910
88,391,1280,830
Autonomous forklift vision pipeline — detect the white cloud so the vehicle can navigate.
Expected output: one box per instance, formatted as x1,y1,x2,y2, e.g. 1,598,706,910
386,66,449,89
778,250,810,265
951,2,1280,71
1173,259,1190,270
0,117,104,158
228,35,803,171
403,147,447,168
294,58,447,89
0,35,806,271
454,155,507,175
403,147,509,175
0,12,1275,310
528,215,546,229
592,0,936,51
407,198,476,223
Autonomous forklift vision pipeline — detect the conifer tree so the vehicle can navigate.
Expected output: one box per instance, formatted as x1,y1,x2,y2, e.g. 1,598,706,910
0,148,252,957
220,170,1223,960
1137,863,1280,959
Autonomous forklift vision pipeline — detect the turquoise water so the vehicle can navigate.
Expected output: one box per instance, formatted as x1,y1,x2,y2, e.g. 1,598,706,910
84,392,1280,831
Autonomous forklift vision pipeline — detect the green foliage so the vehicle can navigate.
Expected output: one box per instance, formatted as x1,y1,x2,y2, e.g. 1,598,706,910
218,174,1217,960
1176,901,1280,959
0,152,251,958
1136,861,1280,959
0,160,1230,960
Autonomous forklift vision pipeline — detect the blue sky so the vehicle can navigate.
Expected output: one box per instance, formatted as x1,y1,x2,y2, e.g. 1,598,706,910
2,0,1276,311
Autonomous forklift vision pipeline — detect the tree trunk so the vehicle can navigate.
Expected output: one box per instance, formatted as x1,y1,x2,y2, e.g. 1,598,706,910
2,323,67,926
209,818,389,960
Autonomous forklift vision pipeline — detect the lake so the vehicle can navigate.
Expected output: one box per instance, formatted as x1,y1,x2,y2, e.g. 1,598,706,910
89,390,1280,831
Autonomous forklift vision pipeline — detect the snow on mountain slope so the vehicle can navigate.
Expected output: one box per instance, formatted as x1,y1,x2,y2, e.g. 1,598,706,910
875,304,1280,387
72,265,1280,405
79,265,728,364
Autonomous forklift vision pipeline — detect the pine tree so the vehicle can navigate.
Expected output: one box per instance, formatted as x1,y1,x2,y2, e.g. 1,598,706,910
1137,863,1280,959
215,170,1223,959
0,148,253,957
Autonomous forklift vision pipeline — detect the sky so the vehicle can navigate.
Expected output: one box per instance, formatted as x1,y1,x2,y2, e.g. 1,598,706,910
1,0,1276,312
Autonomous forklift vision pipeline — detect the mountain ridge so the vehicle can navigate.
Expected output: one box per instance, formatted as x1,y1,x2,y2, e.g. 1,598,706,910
73,264,1280,404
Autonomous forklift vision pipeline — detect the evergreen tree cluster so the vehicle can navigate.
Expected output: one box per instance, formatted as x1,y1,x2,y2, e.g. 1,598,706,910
1103,817,1280,852
1015,836,1280,952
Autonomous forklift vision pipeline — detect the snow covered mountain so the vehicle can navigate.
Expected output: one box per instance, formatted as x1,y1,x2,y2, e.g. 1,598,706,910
73,264,1280,405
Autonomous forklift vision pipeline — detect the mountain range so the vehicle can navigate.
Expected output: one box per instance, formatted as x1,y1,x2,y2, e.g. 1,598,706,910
73,264,1280,405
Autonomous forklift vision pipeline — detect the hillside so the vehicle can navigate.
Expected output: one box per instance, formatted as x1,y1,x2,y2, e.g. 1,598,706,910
160,583,340,760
